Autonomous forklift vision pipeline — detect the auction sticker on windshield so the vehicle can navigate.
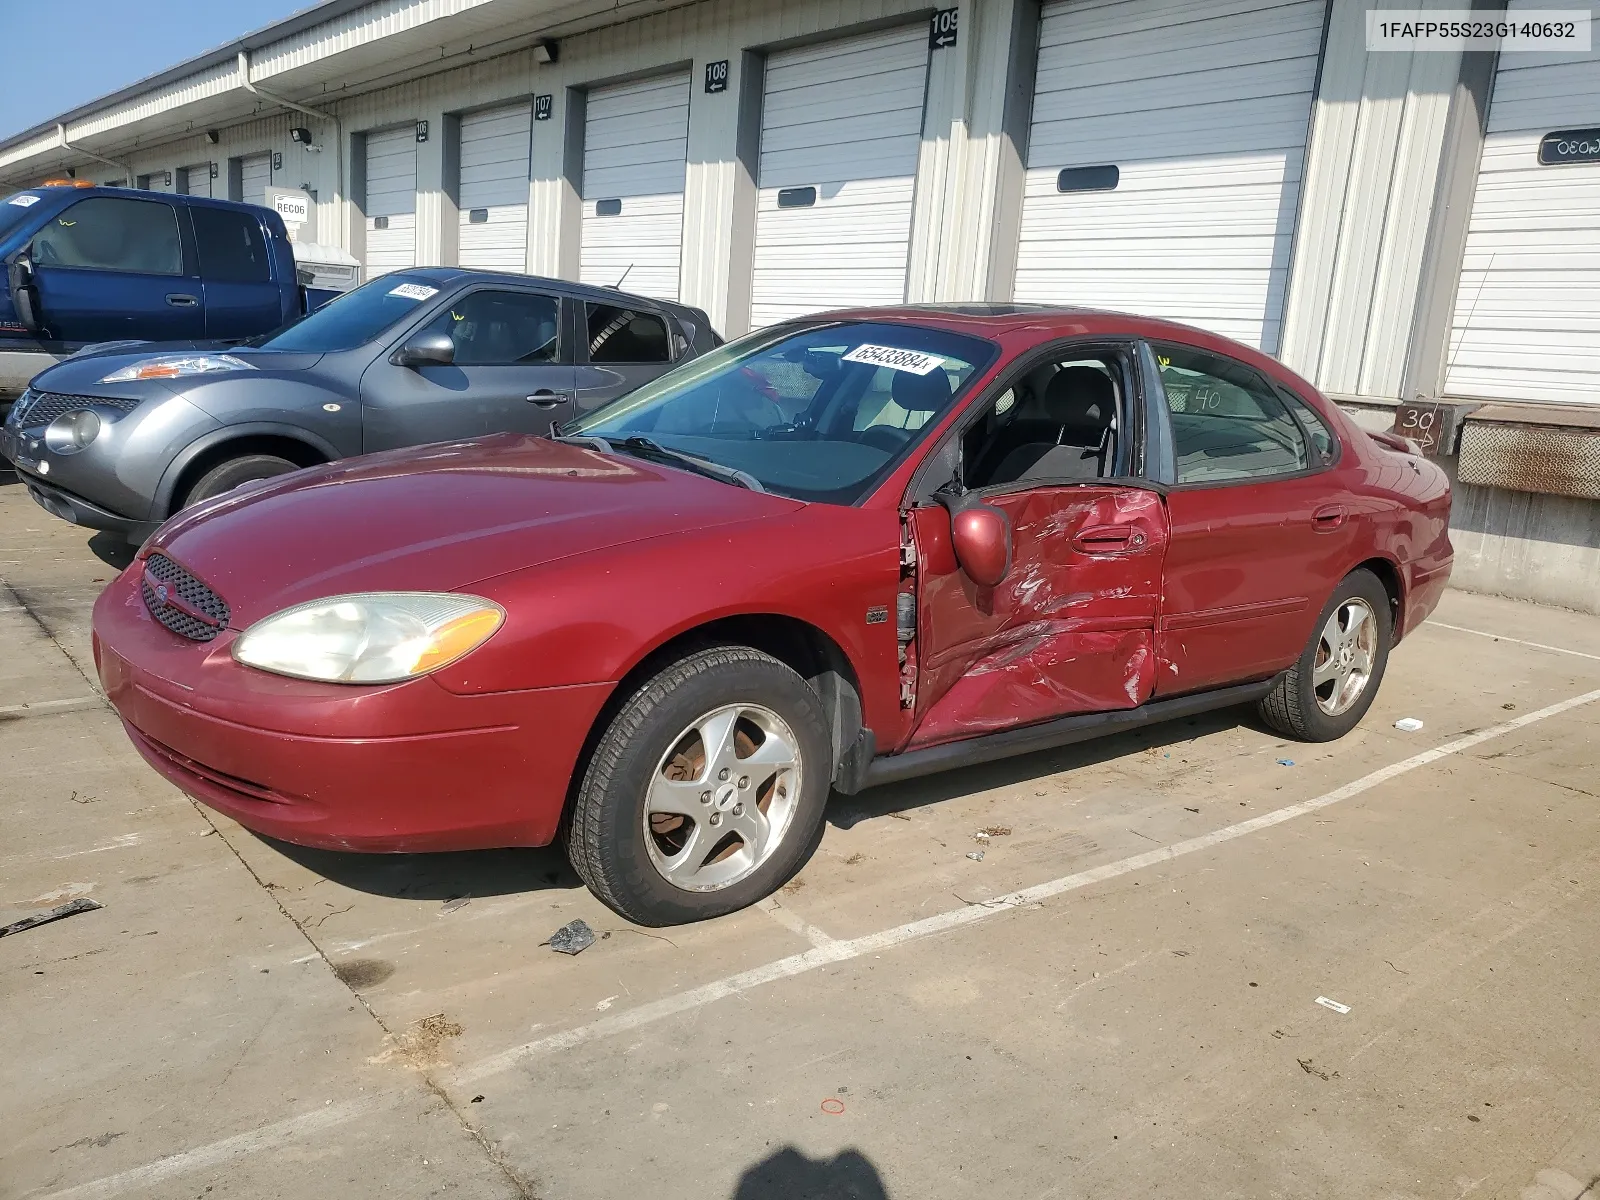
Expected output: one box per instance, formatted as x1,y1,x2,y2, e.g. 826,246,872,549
8,194,40,207
388,283,439,301
843,344,946,375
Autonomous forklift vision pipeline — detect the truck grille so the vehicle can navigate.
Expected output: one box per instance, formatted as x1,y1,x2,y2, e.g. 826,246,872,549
10,389,143,428
141,553,231,642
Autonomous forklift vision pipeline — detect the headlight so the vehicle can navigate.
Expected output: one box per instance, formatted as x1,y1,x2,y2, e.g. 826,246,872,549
44,409,101,454
99,354,256,384
231,592,505,684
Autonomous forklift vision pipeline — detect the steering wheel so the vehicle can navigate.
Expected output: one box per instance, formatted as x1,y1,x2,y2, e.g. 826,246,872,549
857,425,912,453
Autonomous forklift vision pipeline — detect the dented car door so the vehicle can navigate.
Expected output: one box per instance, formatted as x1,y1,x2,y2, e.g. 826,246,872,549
906,485,1170,750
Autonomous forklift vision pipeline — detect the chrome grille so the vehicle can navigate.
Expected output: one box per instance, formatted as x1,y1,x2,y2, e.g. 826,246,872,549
10,390,143,428
141,553,230,642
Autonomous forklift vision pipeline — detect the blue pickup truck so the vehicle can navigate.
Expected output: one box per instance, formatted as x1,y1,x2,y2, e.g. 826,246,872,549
1,183,344,412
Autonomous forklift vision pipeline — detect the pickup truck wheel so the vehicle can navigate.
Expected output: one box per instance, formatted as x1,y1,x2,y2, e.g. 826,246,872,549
566,646,832,926
1259,568,1392,742
182,455,298,509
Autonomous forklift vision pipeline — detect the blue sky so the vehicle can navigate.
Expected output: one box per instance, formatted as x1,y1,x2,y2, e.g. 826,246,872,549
2,0,312,140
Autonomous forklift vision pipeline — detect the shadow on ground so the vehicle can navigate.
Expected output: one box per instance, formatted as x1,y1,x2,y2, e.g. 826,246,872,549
828,702,1277,828
258,838,583,900
87,531,137,570
732,1146,889,1200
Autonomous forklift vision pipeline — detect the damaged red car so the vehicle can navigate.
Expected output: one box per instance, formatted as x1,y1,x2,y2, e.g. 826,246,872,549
92,306,1453,925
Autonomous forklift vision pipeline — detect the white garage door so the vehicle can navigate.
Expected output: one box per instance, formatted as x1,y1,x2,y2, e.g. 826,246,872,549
365,127,418,275
1015,0,1326,352
239,153,271,205
1446,38,1600,405
459,103,532,273
180,165,212,198
579,73,691,300
749,24,930,328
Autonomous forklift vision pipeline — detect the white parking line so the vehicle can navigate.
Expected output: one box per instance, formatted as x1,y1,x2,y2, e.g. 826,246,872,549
447,684,1600,1086
33,1100,376,1200
34,683,1600,1200
1430,621,1600,663
756,895,836,946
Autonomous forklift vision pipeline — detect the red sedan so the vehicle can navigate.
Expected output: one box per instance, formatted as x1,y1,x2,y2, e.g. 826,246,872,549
93,306,1452,925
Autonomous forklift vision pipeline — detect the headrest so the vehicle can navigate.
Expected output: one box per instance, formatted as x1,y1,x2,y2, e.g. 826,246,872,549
1043,366,1115,443
891,367,952,414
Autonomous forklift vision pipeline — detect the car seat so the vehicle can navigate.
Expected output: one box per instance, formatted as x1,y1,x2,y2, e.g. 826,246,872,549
971,365,1114,485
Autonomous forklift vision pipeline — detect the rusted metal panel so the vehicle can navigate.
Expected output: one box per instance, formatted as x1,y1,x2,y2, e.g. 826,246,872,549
1457,420,1600,501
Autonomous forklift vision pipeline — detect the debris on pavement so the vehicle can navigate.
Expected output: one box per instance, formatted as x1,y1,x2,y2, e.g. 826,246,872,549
1276,759,1296,767
965,850,985,862
1502,702,1517,710
979,826,1012,838
820,1098,846,1115
547,919,597,955
1184,806,1200,813
1315,996,1352,1014
1297,1058,1339,1081
1394,717,1425,732
439,896,471,914
0,897,103,939
888,811,911,821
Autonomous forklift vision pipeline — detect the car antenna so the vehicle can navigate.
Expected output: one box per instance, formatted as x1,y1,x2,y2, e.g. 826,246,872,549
1439,250,1495,403
613,264,634,290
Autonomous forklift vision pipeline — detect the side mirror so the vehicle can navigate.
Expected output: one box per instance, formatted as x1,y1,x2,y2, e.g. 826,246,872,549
7,252,41,334
949,501,1011,588
393,330,455,368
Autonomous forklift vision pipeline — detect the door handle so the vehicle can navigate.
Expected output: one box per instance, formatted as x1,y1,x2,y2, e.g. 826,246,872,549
1312,506,1346,531
1072,526,1145,554
165,293,199,308
526,390,572,407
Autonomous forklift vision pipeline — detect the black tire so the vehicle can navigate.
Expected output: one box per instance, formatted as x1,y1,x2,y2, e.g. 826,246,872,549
565,646,833,926
1259,568,1393,742
182,454,299,509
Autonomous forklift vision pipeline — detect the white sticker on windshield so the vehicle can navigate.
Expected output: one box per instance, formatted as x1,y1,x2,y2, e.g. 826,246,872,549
387,283,439,301
842,343,945,375
8,194,41,208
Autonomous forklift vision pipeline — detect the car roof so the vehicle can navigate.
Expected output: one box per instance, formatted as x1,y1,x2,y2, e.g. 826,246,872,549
396,266,696,312
800,303,1323,397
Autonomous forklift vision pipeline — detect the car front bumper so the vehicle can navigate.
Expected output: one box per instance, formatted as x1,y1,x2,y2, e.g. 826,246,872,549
93,567,612,852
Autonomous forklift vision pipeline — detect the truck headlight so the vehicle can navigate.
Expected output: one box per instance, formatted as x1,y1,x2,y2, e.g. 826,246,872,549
44,410,101,454
231,592,505,684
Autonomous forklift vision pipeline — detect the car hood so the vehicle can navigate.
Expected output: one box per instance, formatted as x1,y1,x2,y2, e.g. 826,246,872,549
32,344,325,397
146,433,806,627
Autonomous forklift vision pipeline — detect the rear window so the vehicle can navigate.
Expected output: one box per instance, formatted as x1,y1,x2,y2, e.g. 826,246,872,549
192,206,271,283
587,303,672,364
257,274,440,353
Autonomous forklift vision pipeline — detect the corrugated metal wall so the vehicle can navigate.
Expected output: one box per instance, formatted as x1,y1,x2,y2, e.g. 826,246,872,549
1278,0,1464,400
1445,19,1600,406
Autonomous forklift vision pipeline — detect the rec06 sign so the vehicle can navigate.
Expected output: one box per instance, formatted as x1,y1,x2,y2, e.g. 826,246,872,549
1540,127,1600,165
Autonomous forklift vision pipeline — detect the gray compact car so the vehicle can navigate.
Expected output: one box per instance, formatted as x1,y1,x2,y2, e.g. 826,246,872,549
0,267,719,541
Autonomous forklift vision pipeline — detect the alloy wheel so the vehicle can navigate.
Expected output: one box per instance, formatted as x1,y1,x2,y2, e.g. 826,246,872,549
642,703,802,892
1313,598,1378,716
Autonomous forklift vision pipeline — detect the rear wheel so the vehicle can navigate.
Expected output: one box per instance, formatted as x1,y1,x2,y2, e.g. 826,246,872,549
1259,568,1392,741
182,454,298,508
565,646,832,926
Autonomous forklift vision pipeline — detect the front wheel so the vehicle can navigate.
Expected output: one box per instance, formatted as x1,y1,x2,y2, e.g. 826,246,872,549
182,454,299,509
565,646,833,926
1259,568,1392,741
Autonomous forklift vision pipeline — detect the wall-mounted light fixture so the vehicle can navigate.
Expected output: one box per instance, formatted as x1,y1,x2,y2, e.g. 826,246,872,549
534,39,559,64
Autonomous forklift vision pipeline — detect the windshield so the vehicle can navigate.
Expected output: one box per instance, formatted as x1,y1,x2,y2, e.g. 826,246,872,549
255,274,443,353
0,193,46,247
566,321,996,504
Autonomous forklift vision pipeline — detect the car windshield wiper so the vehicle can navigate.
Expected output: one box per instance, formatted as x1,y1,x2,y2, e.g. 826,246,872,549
605,435,765,492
